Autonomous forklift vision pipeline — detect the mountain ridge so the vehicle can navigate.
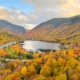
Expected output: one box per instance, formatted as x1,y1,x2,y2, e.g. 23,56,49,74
0,19,27,35
27,15,80,44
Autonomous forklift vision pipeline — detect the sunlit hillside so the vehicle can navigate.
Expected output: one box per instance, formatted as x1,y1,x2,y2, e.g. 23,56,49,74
27,15,80,44
0,28,26,45
0,28,18,45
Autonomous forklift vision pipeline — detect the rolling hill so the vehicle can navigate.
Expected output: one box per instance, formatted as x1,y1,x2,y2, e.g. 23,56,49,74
0,28,19,45
0,19,26,35
0,20,27,45
27,15,80,44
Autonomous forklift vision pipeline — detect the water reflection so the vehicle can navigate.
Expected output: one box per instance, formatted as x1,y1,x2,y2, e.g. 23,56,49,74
22,40,61,52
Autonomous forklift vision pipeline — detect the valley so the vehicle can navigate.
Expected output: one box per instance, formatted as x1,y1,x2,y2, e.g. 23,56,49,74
0,15,80,80
0,0,80,80
27,15,80,45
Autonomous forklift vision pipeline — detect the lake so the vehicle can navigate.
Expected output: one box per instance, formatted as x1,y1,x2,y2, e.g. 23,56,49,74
22,40,61,52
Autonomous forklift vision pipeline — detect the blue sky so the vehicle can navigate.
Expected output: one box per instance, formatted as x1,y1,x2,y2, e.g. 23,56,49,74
0,0,80,29
0,0,34,13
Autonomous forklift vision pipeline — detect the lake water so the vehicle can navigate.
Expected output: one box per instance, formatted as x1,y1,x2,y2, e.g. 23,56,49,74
22,40,61,52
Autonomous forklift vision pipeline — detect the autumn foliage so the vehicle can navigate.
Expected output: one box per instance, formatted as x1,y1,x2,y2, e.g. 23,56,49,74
0,44,80,80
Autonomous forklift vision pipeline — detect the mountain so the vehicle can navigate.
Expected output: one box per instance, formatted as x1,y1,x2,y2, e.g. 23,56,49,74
0,19,26,35
27,15,80,44
0,28,19,45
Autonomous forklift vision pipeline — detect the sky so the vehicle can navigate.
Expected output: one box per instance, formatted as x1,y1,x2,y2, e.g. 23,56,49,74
0,0,80,29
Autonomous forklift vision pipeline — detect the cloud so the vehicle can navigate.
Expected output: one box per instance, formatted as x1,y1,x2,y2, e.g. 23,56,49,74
0,7,10,19
23,0,80,25
60,0,80,16
25,0,80,16
0,7,36,29
0,0,80,29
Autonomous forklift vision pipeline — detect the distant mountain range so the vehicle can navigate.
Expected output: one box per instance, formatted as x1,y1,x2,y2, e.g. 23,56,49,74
0,19,26,35
27,15,80,44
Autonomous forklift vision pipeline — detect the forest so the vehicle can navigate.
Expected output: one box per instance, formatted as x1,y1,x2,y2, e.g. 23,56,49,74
0,43,80,80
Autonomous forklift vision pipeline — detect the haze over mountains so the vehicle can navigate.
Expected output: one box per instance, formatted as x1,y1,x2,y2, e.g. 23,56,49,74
0,19,26,35
27,15,80,44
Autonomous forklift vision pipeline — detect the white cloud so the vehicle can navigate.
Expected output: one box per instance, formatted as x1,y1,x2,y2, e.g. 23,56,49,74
0,7,35,29
0,0,80,29
0,6,5,9
26,0,80,16
23,0,80,25
25,24,35,30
